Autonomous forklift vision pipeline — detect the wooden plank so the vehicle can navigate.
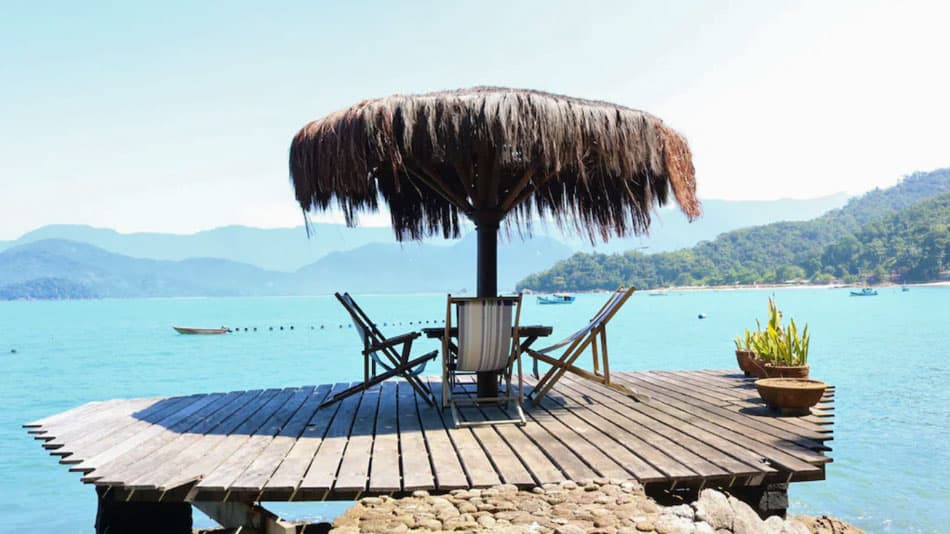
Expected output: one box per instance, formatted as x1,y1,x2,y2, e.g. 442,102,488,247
368,381,401,493
612,375,827,472
395,380,435,491
78,393,228,481
25,399,130,429
332,385,382,493
120,389,265,488
58,396,214,463
143,388,282,490
452,384,535,487
196,387,315,494
228,385,332,494
530,379,697,481
297,386,365,496
44,398,164,451
552,376,775,479
635,372,831,447
426,379,501,488
410,381,468,491
530,391,668,483
539,378,726,480
468,399,566,485
263,383,350,498
522,395,631,480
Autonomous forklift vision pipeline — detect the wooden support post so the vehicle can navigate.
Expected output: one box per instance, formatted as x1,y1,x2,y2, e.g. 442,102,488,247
475,214,500,399
193,501,296,534
95,486,192,534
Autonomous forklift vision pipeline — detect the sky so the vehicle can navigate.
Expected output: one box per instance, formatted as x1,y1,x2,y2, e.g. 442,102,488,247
1,0,948,239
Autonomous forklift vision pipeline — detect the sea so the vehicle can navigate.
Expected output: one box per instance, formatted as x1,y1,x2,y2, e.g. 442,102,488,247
1,287,947,533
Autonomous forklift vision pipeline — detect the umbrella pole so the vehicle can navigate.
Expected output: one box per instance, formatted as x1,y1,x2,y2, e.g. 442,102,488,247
476,218,499,399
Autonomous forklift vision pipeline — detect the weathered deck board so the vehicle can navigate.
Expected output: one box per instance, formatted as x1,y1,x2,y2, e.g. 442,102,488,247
26,370,834,501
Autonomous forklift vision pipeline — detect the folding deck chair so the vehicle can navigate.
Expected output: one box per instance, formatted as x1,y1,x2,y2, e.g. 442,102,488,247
526,286,646,404
442,294,525,427
319,292,437,408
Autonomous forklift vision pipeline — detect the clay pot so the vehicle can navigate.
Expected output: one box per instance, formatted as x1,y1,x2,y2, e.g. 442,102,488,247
748,357,770,378
755,378,827,415
763,364,810,379
735,350,756,376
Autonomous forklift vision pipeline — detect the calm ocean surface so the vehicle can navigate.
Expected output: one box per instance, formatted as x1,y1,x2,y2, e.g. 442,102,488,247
1,288,948,533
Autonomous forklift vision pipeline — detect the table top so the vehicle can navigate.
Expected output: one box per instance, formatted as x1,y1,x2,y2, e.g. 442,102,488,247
421,324,553,339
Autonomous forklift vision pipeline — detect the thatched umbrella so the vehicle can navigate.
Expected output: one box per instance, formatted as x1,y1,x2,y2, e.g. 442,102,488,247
289,87,700,395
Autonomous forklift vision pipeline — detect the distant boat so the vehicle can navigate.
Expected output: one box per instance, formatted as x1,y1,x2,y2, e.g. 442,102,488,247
648,290,669,296
173,326,229,335
849,287,878,297
902,286,910,292
697,312,708,319
537,293,576,305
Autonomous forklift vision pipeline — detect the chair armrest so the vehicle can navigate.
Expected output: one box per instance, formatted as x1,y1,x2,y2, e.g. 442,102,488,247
364,331,420,354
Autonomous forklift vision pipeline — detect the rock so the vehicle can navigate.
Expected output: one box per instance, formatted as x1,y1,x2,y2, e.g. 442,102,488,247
519,498,549,513
636,519,656,531
556,525,587,534
793,515,866,534
693,521,716,534
666,504,695,520
638,500,658,514
693,489,732,530
764,515,785,533
781,519,813,534
496,483,520,493
457,501,477,514
622,481,644,493
361,497,384,506
728,495,766,534
655,513,696,534
442,517,478,531
560,480,579,490
477,514,497,529
594,515,618,528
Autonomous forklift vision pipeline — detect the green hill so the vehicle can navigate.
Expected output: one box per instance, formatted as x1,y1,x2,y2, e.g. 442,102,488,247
518,168,950,290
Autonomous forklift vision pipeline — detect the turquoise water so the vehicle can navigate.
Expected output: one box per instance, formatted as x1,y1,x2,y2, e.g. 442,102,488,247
1,288,948,532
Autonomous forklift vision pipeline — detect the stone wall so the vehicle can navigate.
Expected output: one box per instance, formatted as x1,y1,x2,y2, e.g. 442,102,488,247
327,479,865,534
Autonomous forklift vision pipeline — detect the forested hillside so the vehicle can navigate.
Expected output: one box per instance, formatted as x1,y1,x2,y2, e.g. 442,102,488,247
518,168,950,290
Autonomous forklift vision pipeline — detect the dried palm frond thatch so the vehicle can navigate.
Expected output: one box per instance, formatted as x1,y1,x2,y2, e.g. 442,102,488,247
289,86,700,242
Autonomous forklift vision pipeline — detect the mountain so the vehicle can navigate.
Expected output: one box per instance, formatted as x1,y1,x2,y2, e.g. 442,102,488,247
0,234,573,299
530,193,850,253
0,240,290,299
518,168,950,290
0,195,849,272
295,233,574,294
0,224,439,272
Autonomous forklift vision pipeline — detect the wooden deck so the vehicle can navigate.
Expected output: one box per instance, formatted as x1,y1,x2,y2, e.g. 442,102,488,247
25,370,834,502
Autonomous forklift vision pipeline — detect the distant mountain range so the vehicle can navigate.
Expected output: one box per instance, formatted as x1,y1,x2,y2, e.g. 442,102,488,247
0,194,848,272
519,168,950,290
0,193,857,300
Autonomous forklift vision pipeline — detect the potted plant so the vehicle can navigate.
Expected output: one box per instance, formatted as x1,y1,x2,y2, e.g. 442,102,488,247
755,377,827,415
748,298,810,378
733,329,757,377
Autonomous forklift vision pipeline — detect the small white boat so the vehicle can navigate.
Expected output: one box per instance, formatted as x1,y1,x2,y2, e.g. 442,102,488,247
537,293,576,305
849,287,878,297
902,286,910,292
173,326,229,335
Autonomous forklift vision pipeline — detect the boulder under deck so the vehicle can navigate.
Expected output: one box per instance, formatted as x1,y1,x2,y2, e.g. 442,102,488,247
26,370,834,504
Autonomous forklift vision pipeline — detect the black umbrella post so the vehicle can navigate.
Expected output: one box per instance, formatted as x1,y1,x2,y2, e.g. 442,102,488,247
475,214,500,399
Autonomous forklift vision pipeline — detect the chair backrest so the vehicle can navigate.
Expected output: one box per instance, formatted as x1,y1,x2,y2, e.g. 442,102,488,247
538,287,635,353
336,292,387,359
448,295,522,372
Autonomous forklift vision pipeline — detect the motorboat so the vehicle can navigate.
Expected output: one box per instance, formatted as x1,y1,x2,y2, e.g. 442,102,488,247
849,287,878,297
173,326,230,334
537,293,576,305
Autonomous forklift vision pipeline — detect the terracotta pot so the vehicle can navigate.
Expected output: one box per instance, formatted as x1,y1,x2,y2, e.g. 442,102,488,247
735,350,756,376
755,378,827,415
763,364,810,379
748,357,770,378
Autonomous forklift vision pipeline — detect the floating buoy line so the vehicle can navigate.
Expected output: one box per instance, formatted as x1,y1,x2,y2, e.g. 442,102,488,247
218,319,446,333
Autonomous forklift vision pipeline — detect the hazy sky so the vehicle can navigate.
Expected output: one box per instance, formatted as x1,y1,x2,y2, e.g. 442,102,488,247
1,1,948,239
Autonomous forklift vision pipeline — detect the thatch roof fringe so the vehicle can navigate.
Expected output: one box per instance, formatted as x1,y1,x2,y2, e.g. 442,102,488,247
290,87,699,242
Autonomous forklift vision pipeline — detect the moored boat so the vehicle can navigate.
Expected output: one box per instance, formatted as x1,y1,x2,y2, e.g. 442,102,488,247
537,293,576,305
173,326,230,335
849,287,878,297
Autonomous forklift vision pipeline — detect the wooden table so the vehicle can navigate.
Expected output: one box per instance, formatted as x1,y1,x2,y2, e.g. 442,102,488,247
421,325,553,379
